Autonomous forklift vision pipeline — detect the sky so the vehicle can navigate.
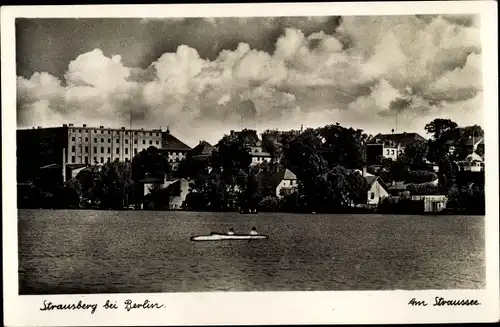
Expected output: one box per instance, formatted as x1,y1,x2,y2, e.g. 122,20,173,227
16,15,483,147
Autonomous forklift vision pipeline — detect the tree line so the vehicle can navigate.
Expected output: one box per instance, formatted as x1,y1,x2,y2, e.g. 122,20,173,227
18,118,485,214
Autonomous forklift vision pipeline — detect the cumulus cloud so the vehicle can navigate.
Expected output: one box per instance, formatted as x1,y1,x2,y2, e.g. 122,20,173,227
17,15,483,146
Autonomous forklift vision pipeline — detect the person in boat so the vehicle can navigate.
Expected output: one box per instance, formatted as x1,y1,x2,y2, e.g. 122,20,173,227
249,227,258,235
227,228,235,235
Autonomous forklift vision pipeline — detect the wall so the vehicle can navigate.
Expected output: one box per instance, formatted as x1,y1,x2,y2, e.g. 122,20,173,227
67,126,162,165
276,179,298,198
169,179,190,209
367,180,389,205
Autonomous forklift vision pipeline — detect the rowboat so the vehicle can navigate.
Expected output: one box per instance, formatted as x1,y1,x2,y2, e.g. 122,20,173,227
190,233,268,241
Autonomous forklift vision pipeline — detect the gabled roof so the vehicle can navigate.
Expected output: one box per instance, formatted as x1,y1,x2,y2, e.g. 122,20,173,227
230,129,260,145
266,168,297,188
364,175,390,193
161,132,192,151
367,132,426,147
465,136,484,146
190,141,214,156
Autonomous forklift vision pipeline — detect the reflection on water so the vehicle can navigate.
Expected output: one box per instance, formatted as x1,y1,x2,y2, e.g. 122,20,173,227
18,209,485,294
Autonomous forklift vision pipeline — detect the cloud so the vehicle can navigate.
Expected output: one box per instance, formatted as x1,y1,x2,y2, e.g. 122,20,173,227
17,15,483,146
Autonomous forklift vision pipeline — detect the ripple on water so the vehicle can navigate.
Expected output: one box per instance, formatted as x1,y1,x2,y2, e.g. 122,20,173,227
18,210,485,294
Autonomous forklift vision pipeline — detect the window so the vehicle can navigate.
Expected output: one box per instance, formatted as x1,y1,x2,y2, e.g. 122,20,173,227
71,145,76,152
107,157,111,163
85,156,88,164
156,140,159,145
149,132,152,136
100,157,104,163
125,132,128,135
386,149,390,155
134,140,137,144
125,148,129,155
176,158,179,162
116,139,120,143
101,147,104,154
78,129,81,133
125,139,129,144
107,147,111,154
84,146,89,153
108,131,111,134
72,137,75,141
149,140,152,145
142,140,146,145
370,192,375,200
101,138,104,142
116,148,120,154
93,146,97,153
94,138,97,142
134,148,137,155
101,130,103,134
71,156,75,163
156,133,159,136
391,150,395,155
108,139,111,143
134,132,137,135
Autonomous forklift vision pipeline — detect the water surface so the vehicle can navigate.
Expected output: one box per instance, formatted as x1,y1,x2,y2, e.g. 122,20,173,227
18,209,485,294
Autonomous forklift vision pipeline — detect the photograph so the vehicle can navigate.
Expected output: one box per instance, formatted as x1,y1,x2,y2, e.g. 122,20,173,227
3,2,499,326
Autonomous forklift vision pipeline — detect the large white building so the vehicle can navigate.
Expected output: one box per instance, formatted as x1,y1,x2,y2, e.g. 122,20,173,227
66,123,162,164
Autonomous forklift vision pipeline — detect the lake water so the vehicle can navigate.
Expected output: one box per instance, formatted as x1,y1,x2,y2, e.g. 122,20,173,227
18,209,485,294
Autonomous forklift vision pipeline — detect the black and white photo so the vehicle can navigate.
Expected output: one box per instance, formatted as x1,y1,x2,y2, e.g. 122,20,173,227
2,2,499,326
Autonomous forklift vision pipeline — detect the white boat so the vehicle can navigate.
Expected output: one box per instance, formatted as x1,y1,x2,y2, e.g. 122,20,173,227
190,233,268,241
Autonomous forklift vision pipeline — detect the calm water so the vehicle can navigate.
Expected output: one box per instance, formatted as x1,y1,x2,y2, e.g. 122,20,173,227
18,209,485,294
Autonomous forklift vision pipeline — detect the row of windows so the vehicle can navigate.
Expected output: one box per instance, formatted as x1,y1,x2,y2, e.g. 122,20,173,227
385,149,403,156
71,146,139,155
71,137,159,145
70,156,132,164
71,129,160,136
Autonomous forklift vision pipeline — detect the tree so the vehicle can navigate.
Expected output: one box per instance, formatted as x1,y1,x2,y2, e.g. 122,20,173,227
211,132,252,179
318,123,366,169
401,139,428,170
131,146,170,183
425,118,458,140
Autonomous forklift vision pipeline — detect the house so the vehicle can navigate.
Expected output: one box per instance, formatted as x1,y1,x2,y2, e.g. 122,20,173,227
366,132,426,165
364,175,390,206
164,178,190,209
160,129,192,169
410,195,448,213
229,130,273,165
465,136,484,154
455,153,484,172
268,168,298,198
190,141,214,160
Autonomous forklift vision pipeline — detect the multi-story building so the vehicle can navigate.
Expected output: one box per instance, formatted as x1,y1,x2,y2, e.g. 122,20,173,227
366,132,426,165
66,124,162,165
17,124,167,182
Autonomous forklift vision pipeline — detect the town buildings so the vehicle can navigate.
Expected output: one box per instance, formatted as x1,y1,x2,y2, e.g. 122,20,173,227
17,124,188,182
160,130,192,170
366,132,426,165
229,130,274,165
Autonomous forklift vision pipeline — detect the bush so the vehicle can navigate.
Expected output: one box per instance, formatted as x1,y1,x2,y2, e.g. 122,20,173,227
258,196,279,212
405,170,438,184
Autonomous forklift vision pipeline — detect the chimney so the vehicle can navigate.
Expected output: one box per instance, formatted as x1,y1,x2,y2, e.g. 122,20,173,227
230,130,234,135
69,123,74,127
83,124,87,127
121,127,125,130
63,124,68,127
62,148,66,183
99,126,104,128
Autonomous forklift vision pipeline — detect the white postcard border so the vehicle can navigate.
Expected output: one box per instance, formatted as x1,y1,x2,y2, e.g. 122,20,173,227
2,2,499,326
